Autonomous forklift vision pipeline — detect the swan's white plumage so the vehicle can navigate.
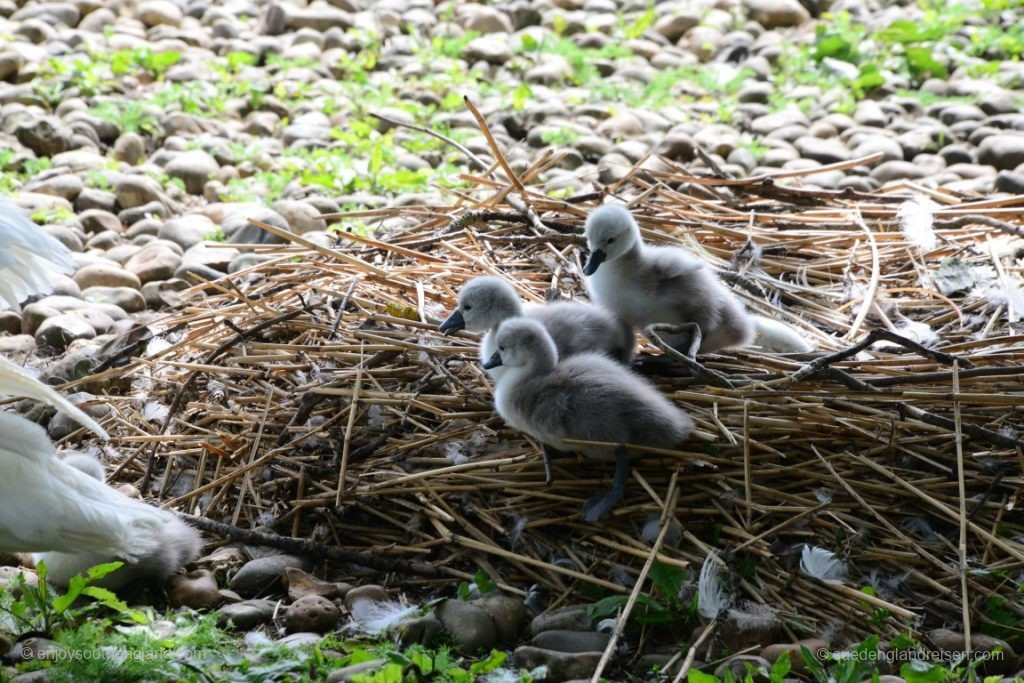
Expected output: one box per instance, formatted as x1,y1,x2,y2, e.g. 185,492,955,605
0,197,74,309
0,412,170,558
0,340,177,565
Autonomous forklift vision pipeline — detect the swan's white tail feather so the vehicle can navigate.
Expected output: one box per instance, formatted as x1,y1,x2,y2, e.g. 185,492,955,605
0,357,108,441
0,198,74,308
0,415,170,556
750,316,815,353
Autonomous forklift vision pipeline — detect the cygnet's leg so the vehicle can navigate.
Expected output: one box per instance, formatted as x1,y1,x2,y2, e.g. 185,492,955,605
541,444,567,486
644,322,703,359
581,447,630,522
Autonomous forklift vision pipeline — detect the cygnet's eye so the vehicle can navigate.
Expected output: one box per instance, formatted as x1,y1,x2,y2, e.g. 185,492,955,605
499,345,505,351
464,305,473,311
607,237,616,244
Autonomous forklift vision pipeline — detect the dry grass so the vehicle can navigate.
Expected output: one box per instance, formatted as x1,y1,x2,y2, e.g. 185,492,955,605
63,113,1024,657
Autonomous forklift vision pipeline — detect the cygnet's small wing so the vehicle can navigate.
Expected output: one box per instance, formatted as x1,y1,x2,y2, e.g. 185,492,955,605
0,356,108,442
0,413,169,556
0,197,74,309
530,302,634,363
645,244,705,282
511,354,693,450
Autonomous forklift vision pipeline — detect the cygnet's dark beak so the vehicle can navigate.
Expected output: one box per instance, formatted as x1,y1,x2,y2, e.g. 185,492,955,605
582,249,606,276
482,351,503,370
439,309,465,334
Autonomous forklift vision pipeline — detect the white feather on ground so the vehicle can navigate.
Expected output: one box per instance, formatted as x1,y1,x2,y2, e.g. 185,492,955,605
1002,280,1024,323
697,551,730,619
898,196,938,251
800,545,848,585
750,315,815,353
872,319,939,350
345,599,418,635
0,197,75,309
727,602,781,631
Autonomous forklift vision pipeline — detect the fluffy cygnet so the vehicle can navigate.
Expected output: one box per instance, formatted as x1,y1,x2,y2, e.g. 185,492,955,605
440,275,634,381
484,318,694,521
583,204,812,355
34,453,201,589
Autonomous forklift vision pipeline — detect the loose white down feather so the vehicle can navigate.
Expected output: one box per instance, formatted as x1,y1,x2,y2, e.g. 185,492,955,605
898,196,938,252
800,545,848,585
751,315,815,353
697,551,730,619
0,197,75,309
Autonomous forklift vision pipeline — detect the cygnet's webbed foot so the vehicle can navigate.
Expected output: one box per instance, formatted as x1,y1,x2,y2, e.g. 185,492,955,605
581,447,629,522
644,322,703,359
541,444,567,486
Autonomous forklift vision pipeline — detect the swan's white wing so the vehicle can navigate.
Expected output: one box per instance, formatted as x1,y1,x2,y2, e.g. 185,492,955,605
0,357,108,441
0,412,170,556
0,197,74,309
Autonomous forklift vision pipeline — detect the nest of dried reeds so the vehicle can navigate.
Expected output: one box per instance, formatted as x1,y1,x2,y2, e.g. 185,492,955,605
69,107,1024,658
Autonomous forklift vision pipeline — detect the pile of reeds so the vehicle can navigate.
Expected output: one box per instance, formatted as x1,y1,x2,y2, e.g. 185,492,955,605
70,108,1024,656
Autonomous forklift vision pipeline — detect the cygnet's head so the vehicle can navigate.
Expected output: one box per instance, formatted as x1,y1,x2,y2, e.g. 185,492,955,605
583,204,641,275
440,276,521,334
483,318,557,371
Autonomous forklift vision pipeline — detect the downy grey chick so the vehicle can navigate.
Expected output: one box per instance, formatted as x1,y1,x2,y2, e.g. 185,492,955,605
440,275,635,382
583,204,810,355
34,453,201,589
484,318,694,521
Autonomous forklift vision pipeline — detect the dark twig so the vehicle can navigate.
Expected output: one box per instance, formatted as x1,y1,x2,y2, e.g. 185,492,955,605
934,215,1024,239
180,514,454,578
696,145,730,178
785,329,973,387
370,111,490,172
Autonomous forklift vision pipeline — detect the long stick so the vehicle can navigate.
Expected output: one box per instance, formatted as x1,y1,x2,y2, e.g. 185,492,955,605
591,472,680,683
954,361,971,654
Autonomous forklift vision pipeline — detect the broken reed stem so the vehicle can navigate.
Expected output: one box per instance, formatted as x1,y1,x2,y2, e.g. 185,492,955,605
743,400,752,528
672,616,720,683
337,343,365,506
180,514,454,578
590,471,680,683
954,361,971,654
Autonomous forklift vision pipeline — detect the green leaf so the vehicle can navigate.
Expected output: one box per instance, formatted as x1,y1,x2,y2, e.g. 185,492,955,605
770,652,792,683
905,47,948,79
801,645,828,681
649,562,685,607
473,570,498,595
469,650,507,674
86,561,125,581
586,595,629,619
814,34,854,61
687,670,718,683
900,661,951,683
512,83,532,111
854,63,886,92
51,575,87,614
